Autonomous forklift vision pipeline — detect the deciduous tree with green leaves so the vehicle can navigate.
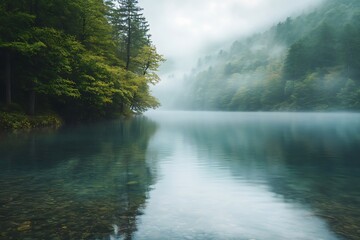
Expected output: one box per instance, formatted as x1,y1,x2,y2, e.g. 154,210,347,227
0,0,164,124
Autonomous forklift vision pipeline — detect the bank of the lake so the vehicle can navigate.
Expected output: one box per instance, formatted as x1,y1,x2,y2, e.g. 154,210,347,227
0,111,62,131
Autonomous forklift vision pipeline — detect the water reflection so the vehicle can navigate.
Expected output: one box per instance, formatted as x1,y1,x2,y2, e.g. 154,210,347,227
140,111,360,239
0,117,157,240
1,111,360,239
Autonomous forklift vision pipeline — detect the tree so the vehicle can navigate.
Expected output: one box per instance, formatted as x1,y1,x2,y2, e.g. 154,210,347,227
107,0,150,71
0,0,163,121
23,28,82,115
341,24,360,80
133,45,165,81
0,1,35,105
308,24,337,69
284,40,308,80
275,17,296,45
337,79,360,109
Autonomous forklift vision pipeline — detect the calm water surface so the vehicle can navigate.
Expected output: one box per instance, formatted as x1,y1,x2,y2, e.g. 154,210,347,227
0,111,360,240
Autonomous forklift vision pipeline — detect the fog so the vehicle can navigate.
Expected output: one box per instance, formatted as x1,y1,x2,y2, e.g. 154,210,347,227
139,0,325,108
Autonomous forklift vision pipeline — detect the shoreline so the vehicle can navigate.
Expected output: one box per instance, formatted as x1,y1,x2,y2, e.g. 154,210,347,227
0,112,62,132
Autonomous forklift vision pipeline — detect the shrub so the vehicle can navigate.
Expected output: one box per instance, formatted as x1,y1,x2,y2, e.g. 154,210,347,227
0,112,62,131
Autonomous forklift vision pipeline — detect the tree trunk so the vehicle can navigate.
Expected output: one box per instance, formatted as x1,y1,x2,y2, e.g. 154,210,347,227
81,16,86,42
5,52,12,105
126,17,131,70
29,90,36,116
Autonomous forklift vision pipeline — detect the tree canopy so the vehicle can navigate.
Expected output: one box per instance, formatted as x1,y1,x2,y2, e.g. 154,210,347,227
181,0,360,111
0,0,164,120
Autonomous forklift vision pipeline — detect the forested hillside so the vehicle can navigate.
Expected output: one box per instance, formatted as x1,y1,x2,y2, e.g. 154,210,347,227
183,0,360,111
0,0,163,127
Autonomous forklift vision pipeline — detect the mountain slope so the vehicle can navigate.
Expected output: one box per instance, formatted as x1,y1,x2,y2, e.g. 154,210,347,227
182,0,360,111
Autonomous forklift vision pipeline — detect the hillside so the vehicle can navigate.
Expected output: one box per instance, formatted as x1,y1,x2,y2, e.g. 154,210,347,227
182,0,360,111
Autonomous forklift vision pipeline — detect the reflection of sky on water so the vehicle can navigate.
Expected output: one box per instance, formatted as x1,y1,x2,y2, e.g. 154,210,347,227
1,111,358,239
134,111,345,240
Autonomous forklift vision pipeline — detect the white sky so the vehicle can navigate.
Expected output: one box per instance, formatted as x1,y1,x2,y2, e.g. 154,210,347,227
140,0,324,62
138,0,325,107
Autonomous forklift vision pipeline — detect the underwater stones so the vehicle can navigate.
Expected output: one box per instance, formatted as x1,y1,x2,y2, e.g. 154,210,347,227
126,181,139,185
17,221,31,231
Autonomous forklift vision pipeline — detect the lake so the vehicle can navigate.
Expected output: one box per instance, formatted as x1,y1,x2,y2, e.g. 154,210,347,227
0,111,359,240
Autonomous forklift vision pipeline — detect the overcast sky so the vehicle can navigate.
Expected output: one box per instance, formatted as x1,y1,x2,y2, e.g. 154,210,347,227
140,0,324,63
138,0,325,107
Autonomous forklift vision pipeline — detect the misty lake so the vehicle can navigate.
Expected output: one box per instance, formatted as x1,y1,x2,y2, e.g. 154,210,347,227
1,111,360,240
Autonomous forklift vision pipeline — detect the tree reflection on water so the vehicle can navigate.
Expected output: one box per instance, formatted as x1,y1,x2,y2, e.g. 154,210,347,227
0,116,158,240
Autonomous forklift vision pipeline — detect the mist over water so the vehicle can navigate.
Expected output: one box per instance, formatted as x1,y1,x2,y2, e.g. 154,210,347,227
135,111,360,239
1,111,359,239
3,0,360,239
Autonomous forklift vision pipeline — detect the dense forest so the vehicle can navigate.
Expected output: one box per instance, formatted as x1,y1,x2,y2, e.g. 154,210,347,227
0,0,163,128
182,0,360,111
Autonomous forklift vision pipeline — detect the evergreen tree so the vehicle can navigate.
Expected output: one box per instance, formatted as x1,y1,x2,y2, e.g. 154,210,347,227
308,24,337,69
284,41,308,80
181,0,360,111
107,0,150,71
341,24,360,80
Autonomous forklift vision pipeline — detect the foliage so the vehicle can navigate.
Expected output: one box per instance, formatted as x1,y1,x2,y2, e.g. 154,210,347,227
0,0,163,126
0,112,61,130
29,114,62,129
182,0,360,111
337,79,360,109
106,0,151,71
0,112,31,130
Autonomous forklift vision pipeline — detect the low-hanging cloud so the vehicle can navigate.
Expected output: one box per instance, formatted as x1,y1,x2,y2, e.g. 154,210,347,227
139,0,325,108
140,0,325,61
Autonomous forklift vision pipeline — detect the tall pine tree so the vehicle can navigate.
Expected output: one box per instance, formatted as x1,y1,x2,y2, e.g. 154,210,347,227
107,0,150,71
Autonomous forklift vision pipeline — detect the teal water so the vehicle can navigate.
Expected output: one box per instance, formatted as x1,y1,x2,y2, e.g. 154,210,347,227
0,111,360,239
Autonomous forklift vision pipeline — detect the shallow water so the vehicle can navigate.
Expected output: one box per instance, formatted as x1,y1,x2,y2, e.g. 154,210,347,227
1,111,360,239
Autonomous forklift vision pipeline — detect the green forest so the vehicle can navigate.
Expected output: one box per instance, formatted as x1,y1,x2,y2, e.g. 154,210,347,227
183,0,360,111
0,0,163,129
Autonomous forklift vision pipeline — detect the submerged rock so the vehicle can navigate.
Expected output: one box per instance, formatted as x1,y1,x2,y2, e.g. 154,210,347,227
17,221,31,231
126,181,139,185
